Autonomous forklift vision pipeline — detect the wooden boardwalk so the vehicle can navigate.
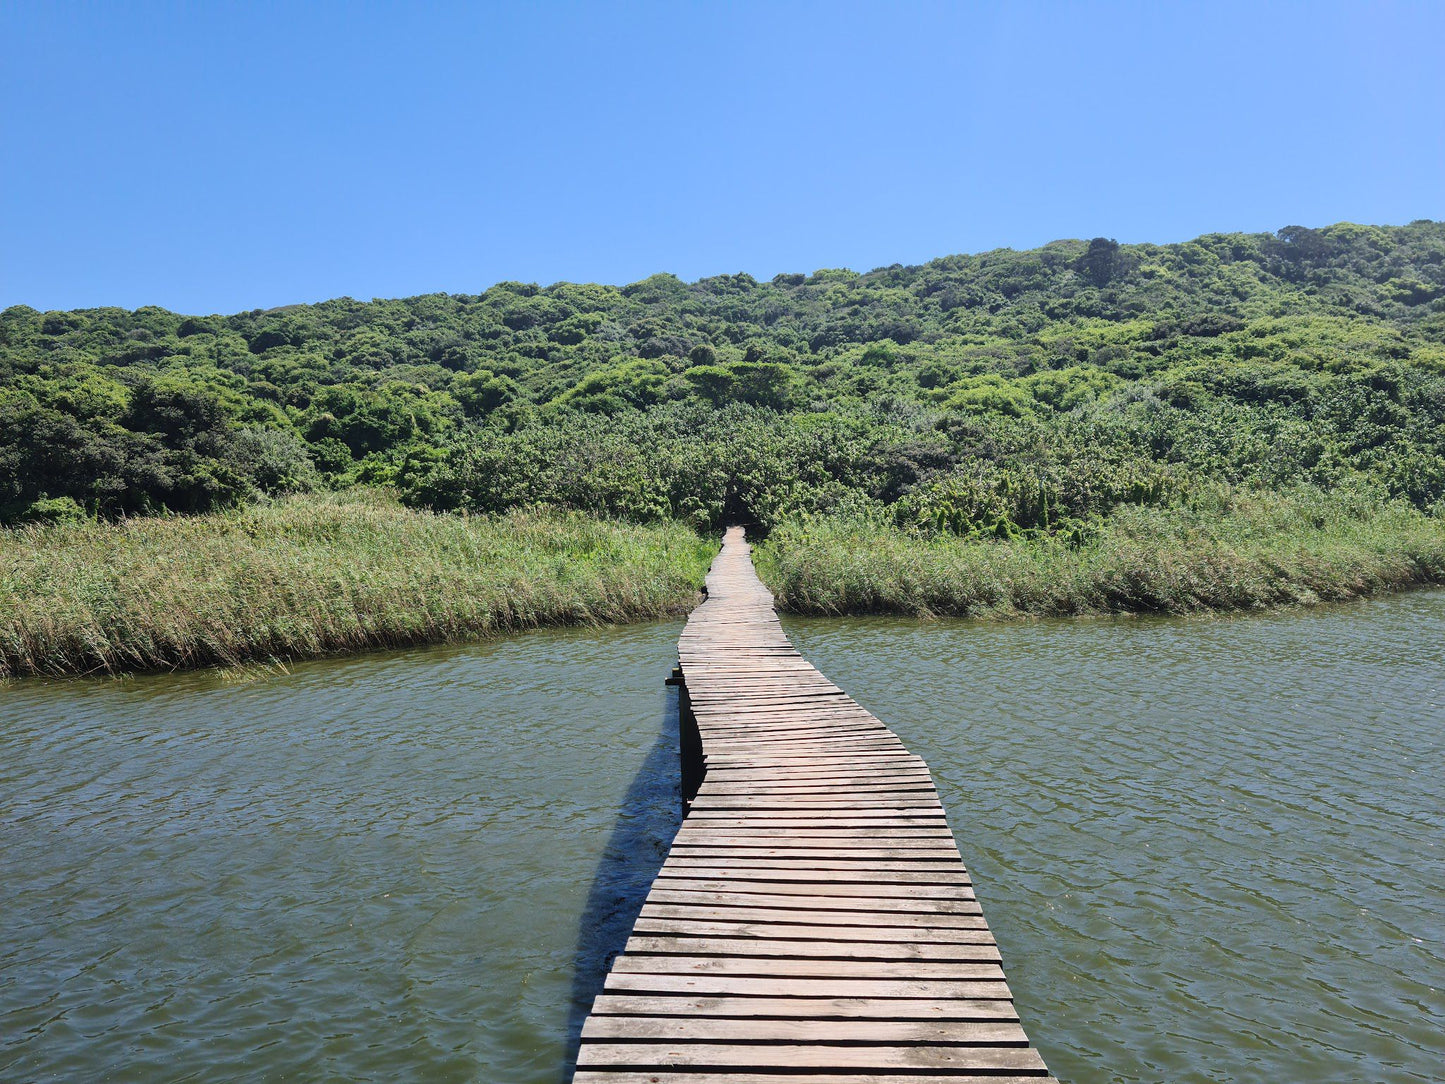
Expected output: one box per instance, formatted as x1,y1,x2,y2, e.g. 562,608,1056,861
573,527,1055,1082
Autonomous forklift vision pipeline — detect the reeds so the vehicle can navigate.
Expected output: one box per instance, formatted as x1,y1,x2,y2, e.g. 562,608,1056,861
0,491,715,678
8,486,1440,679
756,489,1445,618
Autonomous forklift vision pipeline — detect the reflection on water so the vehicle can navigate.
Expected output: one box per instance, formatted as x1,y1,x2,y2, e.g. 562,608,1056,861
561,687,680,1076
3,593,1443,1082
785,590,1445,1084
1,622,684,1083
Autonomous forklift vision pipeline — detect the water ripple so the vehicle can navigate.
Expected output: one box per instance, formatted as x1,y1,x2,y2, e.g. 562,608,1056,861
786,590,1445,1084
5,596,1443,1082
1,621,684,1083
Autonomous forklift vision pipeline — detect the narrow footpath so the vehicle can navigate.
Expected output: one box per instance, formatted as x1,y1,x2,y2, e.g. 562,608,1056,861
573,526,1056,1082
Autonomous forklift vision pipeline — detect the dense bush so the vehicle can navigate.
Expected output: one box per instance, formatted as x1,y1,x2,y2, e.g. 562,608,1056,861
3,220,1444,531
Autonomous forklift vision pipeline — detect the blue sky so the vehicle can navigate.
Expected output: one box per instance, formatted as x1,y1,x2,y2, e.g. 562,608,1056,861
2,1,1442,314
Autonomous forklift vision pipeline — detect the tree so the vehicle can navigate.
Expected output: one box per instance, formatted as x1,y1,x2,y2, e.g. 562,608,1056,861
1076,238,1122,287
452,370,520,417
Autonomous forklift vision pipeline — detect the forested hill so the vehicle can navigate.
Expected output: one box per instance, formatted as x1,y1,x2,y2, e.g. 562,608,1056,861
3,220,1444,535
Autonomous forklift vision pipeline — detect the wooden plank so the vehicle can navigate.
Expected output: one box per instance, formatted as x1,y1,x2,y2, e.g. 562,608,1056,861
697,731,895,744
664,849,964,862
670,841,959,853
701,766,932,779
623,936,997,960
667,836,960,850
672,832,960,845
695,784,942,797
688,796,944,808
655,866,970,885
650,879,975,900
580,1017,1029,1044
632,918,992,941
645,889,982,913
701,741,911,754
575,1042,1049,1072
700,771,936,784
576,1074,1057,1084
610,957,1004,977
691,794,944,805
679,815,951,826
601,974,1015,999
664,851,963,864
704,752,925,764
638,904,986,926
586,994,1020,1021
660,859,967,875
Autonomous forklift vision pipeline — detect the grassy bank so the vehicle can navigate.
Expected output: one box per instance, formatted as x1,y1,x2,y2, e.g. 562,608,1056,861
0,492,716,678
755,489,1445,618
8,485,1443,679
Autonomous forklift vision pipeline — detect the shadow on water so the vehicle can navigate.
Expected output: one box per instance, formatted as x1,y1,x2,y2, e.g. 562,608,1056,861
559,684,684,1080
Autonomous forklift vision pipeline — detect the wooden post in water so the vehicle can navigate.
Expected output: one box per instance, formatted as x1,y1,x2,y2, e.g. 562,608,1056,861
667,664,705,809
573,526,1057,1082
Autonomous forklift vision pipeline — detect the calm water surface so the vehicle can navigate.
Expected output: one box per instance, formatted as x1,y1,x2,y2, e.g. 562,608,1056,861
2,622,683,1083
787,591,1445,1084
3,595,1443,1082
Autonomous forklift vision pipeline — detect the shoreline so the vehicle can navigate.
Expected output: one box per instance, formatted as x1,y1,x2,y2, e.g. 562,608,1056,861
1,494,716,681
13,577,1444,684
6,492,1444,681
776,576,1445,623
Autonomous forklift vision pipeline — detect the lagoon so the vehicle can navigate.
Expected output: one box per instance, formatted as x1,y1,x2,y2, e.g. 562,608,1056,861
3,594,1443,1082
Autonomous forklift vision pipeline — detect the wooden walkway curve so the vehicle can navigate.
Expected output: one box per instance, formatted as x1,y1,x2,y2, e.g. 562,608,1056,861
573,527,1055,1082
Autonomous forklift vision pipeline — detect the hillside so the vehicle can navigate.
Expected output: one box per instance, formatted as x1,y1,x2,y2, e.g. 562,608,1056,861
3,220,1444,536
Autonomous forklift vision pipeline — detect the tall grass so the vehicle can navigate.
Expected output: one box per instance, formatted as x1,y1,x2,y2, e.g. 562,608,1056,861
8,486,1441,678
755,489,1445,618
0,491,716,678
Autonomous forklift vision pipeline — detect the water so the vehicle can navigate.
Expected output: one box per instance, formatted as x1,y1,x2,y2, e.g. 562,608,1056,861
3,596,1443,1082
1,622,683,1083
785,591,1445,1084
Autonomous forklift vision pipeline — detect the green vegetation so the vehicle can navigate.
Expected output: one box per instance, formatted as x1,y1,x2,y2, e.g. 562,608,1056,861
756,488,1445,618
5,221,1444,533
4,220,1445,670
0,492,715,678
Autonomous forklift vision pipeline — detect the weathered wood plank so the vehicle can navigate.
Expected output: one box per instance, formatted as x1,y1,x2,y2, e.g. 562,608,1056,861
637,903,987,926
644,890,981,914
676,825,953,837
664,852,965,865
580,1017,1029,1044
575,1042,1049,1072
586,994,1020,1021
632,918,992,941
576,1074,1057,1084
609,956,1005,977
623,936,997,960
660,859,968,875
669,839,960,852
688,796,944,808
655,866,971,885
650,879,975,899
601,973,1015,999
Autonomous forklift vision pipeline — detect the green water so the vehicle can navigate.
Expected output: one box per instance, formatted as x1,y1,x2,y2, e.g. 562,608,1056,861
1,622,685,1083
786,592,1445,1083
3,595,1443,1082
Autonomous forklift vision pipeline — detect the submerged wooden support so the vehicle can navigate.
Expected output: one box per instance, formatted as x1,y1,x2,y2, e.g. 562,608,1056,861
573,527,1055,1083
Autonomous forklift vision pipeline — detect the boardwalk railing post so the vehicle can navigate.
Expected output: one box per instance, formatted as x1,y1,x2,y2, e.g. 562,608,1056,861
674,669,704,811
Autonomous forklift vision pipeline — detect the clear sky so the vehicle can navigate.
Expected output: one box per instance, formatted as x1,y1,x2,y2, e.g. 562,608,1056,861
2,1,1442,314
